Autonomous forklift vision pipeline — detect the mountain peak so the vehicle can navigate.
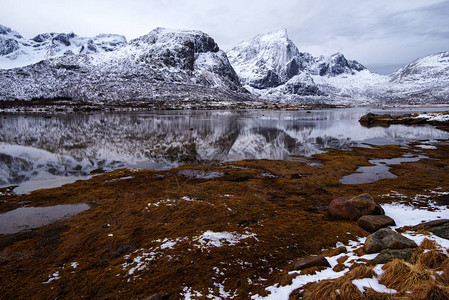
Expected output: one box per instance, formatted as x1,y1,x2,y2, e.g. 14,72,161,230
132,27,220,53
0,24,11,35
260,28,289,40
0,25,127,69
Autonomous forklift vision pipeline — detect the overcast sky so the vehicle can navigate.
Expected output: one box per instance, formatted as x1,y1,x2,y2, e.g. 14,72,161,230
1,0,448,74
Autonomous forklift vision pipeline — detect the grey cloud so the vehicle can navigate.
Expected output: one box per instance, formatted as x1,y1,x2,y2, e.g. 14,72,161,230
0,0,447,74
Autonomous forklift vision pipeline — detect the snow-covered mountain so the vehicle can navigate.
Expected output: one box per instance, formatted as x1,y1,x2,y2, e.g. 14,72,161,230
387,52,449,103
1,24,447,107
0,26,254,106
227,29,448,105
0,24,127,69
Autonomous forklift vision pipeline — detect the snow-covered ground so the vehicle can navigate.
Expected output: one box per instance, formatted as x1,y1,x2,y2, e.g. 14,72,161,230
415,111,449,122
252,189,449,299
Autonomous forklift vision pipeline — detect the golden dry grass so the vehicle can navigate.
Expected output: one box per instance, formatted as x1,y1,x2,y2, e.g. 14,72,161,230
1,144,449,299
379,259,431,291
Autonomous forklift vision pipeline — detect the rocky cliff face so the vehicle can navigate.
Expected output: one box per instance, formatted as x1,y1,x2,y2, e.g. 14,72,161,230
0,26,252,106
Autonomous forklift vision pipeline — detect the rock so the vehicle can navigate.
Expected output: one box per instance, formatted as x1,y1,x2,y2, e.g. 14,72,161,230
371,248,415,264
292,255,330,271
364,228,417,254
427,222,449,239
358,215,396,232
329,193,384,220
434,195,449,206
410,219,449,229
407,219,449,240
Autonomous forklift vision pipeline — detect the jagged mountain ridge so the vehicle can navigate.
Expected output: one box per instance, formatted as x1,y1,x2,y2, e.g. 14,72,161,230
0,26,254,106
0,24,447,106
227,29,449,105
227,29,365,90
0,24,127,69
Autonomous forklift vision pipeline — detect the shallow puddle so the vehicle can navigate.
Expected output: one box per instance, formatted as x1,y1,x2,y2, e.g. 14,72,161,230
0,203,91,234
339,155,427,184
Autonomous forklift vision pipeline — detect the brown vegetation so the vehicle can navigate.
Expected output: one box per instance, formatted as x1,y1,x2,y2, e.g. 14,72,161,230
0,143,448,298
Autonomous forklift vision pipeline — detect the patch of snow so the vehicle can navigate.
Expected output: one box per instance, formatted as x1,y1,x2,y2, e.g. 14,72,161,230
415,111,449,122
192,231,256,249
352,277,397,294
383,202,449,228
122,250,159,276
43,271,60,284
181,287,203,299
104,176,133,182
207,283,237,299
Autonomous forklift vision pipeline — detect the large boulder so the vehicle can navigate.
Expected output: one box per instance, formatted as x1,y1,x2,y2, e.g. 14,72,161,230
364,228,417,254
291,255,330,271
358,215,396,232
329,193,384,220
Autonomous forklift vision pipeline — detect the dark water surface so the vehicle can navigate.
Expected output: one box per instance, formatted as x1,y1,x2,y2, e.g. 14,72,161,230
0,203,90,234
1,107,448,193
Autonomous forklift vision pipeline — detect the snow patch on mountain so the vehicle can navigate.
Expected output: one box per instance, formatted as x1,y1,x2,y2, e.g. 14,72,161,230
0,24,127,70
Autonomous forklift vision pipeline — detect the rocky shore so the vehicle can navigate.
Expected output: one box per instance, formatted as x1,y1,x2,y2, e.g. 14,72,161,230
359,111,449,130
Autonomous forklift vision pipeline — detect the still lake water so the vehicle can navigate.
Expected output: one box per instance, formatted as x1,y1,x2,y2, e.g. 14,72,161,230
1,107,449,193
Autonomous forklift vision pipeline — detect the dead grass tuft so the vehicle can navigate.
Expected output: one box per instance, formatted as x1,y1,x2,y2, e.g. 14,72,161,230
322,246,347,257
337,255,349,264
419,238,439,250
332,263,346,272
354,247,366,257
339,280,364,299
414,251,448,270
303,280,339,300
274,272,297,286
342,264,376,282
440,260,449,284
379,259,432,292
299,265,327,276
409,281,449,300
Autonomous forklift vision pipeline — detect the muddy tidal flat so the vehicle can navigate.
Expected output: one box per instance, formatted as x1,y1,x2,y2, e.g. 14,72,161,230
1,141,449,298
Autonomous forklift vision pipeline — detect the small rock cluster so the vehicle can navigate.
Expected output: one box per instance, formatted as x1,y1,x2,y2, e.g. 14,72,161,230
328,193,418,263
292,193,423,270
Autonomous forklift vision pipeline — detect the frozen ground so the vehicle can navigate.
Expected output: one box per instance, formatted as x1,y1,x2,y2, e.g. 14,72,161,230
252,189,449,299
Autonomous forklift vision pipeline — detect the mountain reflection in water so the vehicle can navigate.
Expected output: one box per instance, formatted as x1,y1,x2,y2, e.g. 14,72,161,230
1,108,449,191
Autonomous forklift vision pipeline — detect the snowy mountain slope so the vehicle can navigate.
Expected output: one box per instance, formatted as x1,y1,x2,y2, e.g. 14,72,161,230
0,27,253,105
385,52,449,103
227,29,385,104
226,29,305,89
227,29,448,105
0,24,127,69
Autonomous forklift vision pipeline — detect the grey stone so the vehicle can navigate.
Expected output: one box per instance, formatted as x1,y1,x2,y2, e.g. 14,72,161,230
292,255,330,271
364,228,418,254
371,248,415,265
358,215,396,232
